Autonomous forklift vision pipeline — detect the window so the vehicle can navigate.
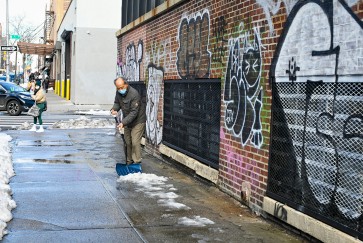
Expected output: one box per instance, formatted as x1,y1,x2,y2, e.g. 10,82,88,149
122,0,166,28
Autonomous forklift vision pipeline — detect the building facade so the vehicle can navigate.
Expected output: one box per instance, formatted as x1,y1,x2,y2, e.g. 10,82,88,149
51,0,120,104
117,0,363,241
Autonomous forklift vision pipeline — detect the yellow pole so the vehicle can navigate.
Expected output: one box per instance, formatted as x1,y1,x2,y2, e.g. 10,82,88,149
66,79,70,100
61,79,65,97
57,80,60,96
54,80,57,94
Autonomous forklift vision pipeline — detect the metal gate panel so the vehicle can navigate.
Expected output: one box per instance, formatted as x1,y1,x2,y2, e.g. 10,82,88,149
163,79,221,169
267,81,363,239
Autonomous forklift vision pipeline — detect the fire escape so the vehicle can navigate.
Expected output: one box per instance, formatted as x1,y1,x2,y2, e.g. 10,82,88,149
44,9,55,44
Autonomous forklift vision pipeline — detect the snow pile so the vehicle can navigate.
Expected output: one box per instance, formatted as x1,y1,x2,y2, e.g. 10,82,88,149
17,122,32,130
75,109,111,116
117,173,190,210
178,216,215,227
0,133,16,240
51,116,114,129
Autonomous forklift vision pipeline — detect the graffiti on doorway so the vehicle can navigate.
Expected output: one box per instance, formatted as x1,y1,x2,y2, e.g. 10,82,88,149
146,64,164,145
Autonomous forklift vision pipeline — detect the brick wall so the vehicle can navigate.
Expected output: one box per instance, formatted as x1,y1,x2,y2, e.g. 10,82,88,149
117,0,363,213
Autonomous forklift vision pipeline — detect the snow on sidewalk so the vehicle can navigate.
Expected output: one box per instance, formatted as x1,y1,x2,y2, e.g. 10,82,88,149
51,116,114,129
117,173,215,227
0,133,16,240
74,109,111,116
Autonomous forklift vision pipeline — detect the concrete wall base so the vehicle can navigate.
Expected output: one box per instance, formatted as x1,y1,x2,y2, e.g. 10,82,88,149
159,144,218,184
263,197,360,243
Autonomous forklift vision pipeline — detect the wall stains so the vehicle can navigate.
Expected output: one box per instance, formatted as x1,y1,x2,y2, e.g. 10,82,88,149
212,16,228,63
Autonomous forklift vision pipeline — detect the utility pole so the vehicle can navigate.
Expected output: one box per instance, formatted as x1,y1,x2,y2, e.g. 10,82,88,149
6,0,10,82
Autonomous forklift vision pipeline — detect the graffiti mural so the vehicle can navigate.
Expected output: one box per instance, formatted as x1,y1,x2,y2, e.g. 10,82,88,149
268,0,363,237
117,40,144,81
145,38,172,72
212,16,228,63
146,64,164,145
257,0,362,36
256,0,298,35
223,25,264,149
176,9,211,79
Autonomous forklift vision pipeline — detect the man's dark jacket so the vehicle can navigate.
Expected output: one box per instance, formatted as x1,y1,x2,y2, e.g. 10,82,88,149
112,86,146,127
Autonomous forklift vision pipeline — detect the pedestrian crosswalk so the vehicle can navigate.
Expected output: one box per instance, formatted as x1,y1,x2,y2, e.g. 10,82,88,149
0,113,114,130
0,114,57,129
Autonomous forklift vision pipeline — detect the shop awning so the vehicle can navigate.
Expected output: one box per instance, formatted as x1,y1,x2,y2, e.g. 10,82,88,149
17,42,54,55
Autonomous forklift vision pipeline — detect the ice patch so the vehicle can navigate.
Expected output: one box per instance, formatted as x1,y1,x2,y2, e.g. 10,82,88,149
117,173,190,210
0,133,16,240
178,216,215,227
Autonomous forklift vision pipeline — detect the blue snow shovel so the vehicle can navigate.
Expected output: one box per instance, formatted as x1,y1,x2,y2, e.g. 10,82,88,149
116,163,142,176
114,116,142,176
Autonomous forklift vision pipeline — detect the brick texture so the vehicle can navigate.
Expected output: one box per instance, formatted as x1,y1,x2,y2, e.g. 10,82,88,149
117,0,363,213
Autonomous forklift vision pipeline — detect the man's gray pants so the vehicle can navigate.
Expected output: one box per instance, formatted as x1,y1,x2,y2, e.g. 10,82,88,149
124,122,145,163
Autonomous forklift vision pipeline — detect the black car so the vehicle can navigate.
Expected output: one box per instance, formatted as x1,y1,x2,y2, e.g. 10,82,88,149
0,81,35,116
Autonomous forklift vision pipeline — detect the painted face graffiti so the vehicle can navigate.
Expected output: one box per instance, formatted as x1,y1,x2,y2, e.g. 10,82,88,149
223,26,264,149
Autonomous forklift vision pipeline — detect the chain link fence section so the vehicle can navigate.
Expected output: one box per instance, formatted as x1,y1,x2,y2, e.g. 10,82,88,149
163,79,221,169
267,81,363,239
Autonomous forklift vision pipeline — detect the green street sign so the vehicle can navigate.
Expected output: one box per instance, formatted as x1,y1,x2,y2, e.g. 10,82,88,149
10,34,21,40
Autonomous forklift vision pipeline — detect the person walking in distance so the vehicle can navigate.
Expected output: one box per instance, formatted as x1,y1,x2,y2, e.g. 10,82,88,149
29,80,47,133
111,77,146,165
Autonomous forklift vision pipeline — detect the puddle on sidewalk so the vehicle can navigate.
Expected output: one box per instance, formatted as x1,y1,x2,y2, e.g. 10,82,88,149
15,158,74,164
17,140,73,146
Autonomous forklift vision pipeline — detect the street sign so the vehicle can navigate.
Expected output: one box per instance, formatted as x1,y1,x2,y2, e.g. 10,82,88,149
0,46,17,52
10,34,20,40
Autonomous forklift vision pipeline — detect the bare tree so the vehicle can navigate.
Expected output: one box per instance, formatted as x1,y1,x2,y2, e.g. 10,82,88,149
9,15,44,78
10,15,43,44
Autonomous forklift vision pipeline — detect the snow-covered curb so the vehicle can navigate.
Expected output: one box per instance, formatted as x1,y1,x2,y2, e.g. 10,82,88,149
17,116,115,130
74,109,111,116
0,133,16,240
50,116,114,129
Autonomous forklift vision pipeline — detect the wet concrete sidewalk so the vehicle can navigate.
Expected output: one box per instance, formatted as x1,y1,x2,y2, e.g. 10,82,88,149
3,128,306,243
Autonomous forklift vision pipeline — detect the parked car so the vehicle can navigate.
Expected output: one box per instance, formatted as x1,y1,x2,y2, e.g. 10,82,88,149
0,69,6,81
0,81,35,116
0,70,15,82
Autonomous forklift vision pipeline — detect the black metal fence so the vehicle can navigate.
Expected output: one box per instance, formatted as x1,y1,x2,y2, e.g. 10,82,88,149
163,79,221,169
267,80,363,239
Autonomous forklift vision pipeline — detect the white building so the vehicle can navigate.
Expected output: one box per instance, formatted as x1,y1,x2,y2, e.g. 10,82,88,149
55,0,121,105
